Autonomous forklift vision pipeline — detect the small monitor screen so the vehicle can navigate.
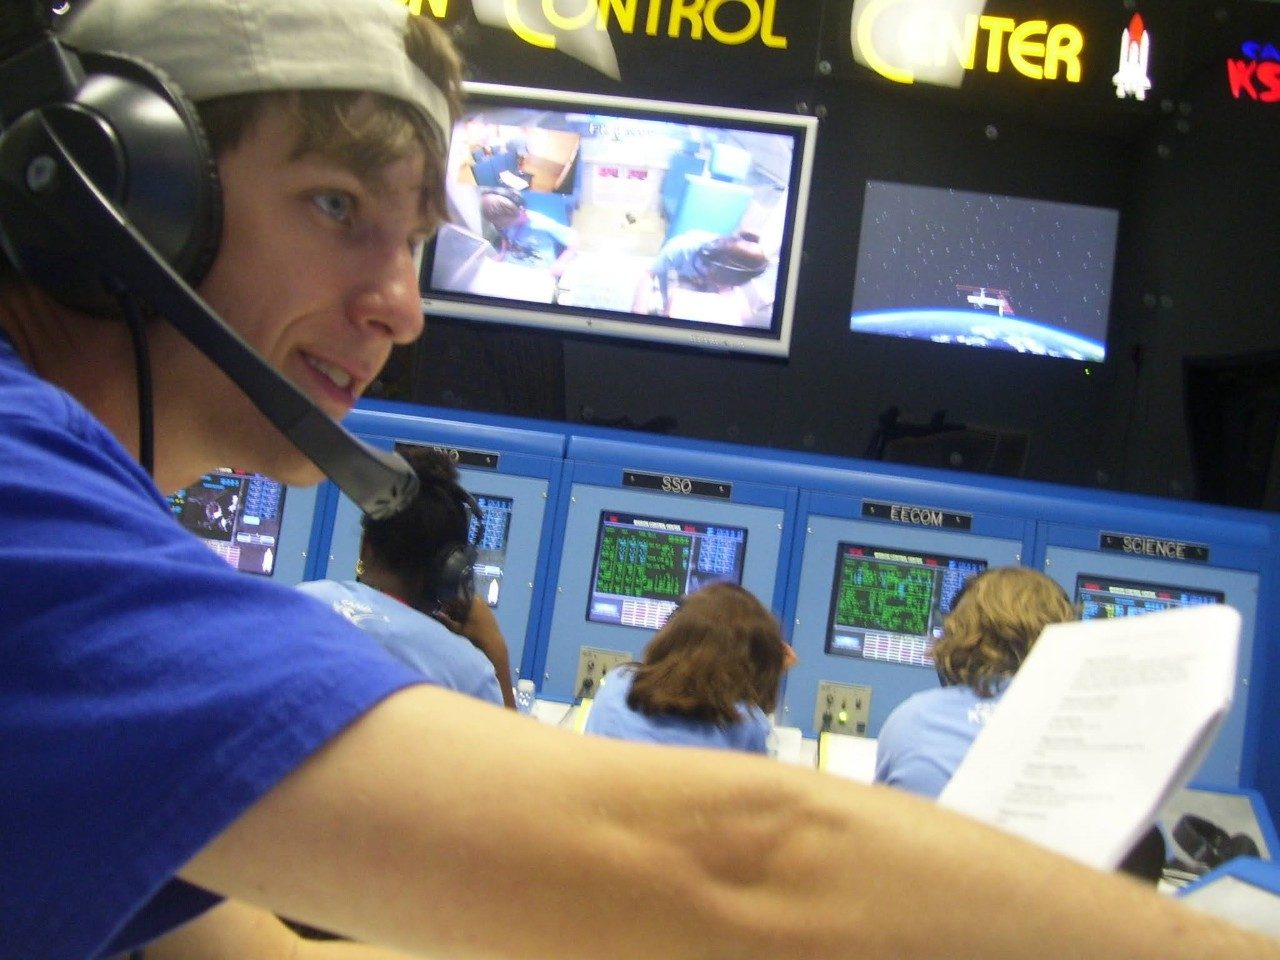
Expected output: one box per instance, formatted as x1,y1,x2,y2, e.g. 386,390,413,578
471,493,514,607
587,511,748,630
1075,574,1225,619
824,543,987,668
168,468,286,576
849,180,1118,362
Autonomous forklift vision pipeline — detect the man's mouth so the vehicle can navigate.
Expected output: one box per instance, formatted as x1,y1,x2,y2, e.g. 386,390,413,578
305,355,354,391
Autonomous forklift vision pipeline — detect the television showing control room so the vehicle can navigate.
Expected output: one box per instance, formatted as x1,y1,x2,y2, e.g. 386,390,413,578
420,82,817,358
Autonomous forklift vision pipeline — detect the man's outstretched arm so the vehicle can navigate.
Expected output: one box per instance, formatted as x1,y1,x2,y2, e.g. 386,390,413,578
179,684,1280,960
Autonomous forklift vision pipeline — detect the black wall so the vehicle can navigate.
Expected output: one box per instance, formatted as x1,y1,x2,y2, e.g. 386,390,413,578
392,0,1280,509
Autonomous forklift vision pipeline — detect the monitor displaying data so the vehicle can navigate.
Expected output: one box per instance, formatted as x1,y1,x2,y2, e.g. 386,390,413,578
471,493,514,607
1075,574,1225,619
824,543,987,668
587,510,748,630
168,468,287,576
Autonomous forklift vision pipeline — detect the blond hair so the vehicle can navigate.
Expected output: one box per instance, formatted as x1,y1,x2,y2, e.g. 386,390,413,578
932,566,1075,696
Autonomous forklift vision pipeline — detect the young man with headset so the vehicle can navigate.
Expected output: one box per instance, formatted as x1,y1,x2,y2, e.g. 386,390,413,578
0,1,1277,959
298,444,517,709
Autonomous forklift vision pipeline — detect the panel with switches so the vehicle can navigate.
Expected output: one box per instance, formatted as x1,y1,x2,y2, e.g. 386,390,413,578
573,645,632,701
813,680,872,736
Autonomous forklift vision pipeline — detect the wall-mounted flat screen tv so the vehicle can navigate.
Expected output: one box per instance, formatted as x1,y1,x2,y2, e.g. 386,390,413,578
849,180,1119,362
420,82,818,358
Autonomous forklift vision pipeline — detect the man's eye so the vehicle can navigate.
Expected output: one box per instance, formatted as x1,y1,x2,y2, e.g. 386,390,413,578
313,192,353,222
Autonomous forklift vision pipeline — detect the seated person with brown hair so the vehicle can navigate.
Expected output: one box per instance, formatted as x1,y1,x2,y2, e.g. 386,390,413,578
479,186,578,277
583,582,796,753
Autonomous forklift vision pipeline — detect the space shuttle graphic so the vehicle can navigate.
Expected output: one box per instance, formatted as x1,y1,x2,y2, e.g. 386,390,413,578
1113,13,1153,100
956,285,1014,317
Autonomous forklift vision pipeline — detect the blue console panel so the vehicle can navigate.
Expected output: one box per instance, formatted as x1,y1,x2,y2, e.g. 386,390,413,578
309,406,568,686
533,436,801,703
779,472,1036,739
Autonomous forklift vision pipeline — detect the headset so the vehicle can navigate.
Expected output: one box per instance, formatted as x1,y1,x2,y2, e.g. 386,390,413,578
422,487,484,615
0,1,417,518
1170,814,1260,874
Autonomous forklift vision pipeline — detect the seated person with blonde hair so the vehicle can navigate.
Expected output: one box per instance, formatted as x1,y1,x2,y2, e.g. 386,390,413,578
875,566,1076,798
584,582,796,753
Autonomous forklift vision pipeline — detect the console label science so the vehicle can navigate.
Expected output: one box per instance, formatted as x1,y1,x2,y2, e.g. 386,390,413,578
1099,532,1210,563
403,0,790,49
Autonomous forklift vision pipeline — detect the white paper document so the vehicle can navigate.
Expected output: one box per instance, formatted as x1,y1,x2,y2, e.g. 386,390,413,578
938,604,1241,870
817,731,878,783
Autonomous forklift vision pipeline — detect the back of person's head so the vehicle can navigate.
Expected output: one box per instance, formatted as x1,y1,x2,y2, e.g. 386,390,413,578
932,566,1075,696
628,582,789,724
56,0,464,239
694,231,769,288
360,446,470,606
479,188,526,229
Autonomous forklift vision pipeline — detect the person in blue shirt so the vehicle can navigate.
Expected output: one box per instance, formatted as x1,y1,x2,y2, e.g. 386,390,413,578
634,228,770,321
3,0,1272,956
297,446,515,710
584,582,796,753
874,566,1076,798
479,186,578,277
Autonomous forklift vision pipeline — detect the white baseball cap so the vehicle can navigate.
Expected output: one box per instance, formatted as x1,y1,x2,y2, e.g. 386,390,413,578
60,0,452,148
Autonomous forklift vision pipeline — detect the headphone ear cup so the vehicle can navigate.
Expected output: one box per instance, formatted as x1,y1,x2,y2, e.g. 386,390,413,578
428,543,477,612
421,489,483,612
1225,832,1260,862
1172,814,1257,871
0,50,220,314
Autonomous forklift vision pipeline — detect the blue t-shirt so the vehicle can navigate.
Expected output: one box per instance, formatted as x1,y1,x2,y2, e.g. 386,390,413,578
873,681,1009,799
499,209,577,266
295,579,505,707
0,334,426,959
582,666,770,754
651,228,717,295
